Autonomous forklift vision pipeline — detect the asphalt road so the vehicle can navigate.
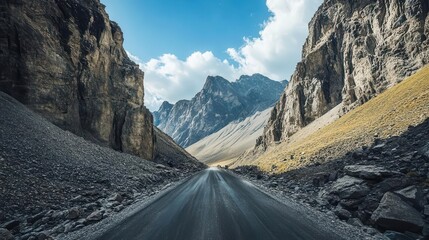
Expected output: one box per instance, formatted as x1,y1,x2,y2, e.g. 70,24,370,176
97,168,344,240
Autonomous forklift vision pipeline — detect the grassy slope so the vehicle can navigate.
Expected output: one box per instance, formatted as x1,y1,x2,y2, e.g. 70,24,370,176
252,65,429,173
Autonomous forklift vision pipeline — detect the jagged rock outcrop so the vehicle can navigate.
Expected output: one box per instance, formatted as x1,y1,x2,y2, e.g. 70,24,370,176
257,0,429,151
153,101,173,126
154,74,287,147
0,0,156,159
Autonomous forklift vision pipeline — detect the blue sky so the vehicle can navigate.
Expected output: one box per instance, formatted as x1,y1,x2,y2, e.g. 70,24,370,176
102,0,269,62
101,0,322,111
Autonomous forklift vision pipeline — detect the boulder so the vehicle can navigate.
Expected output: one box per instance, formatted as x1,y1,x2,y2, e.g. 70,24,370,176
378,178,410,193
328,171,338,182
344,165,399,180
394,186,424,210
329,176,370,199
371,192,424,233
86,210,104,222
334,207,352,220
67,207,81,220
108,193,123,203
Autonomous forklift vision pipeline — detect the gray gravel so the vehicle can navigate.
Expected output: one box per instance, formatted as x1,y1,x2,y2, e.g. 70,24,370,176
0,92,203,238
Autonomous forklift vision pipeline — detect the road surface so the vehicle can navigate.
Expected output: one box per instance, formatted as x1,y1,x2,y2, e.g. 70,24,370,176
97,168,344,240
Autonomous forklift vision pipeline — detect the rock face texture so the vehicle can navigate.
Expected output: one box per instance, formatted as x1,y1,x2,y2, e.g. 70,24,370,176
154,74,287,147
257,0,429,150
0,0,154,160
371,192,424,233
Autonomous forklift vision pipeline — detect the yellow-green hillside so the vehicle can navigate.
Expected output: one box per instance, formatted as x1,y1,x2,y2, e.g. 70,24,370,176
252,65,429,173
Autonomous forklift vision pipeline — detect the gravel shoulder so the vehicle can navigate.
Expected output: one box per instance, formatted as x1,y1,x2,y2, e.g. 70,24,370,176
62,172,199,240
229,171,386,240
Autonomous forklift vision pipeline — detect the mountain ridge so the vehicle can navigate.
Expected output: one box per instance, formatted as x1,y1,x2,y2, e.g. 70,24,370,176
154,74,287,147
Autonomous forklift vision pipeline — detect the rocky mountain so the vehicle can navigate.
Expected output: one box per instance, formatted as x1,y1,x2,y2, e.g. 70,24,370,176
0,0,195,163
255,0,429,152
154,74,287,147
153,101,174,126
186,108,273,165
236,65,429,171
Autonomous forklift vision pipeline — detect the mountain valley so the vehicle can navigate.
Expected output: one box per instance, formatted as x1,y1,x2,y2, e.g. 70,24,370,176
0,0,428,239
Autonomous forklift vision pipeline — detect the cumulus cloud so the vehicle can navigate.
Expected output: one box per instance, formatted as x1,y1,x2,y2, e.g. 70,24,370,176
128,51,241,111
128,0,322,111
227,0,322,80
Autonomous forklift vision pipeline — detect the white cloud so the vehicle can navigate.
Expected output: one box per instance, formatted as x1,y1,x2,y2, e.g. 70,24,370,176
128,51,241,111
227,0,322,80
128,0,322,111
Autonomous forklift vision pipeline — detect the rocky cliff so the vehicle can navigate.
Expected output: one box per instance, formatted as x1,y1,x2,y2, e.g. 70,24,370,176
257,0,429,151
154,74,287,147
0,0,156,159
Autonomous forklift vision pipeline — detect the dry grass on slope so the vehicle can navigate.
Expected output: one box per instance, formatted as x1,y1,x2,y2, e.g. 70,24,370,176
254,65,429,173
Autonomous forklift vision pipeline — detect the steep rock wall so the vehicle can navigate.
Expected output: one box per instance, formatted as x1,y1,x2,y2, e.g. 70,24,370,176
257,0,429,150
0,0,154,159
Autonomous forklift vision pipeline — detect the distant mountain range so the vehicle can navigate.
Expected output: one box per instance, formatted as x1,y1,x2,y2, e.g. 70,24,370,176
153,74,287,147
186,107,273,165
